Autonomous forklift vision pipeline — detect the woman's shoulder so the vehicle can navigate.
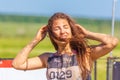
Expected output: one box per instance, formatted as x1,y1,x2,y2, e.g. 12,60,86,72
38,52,56,58
37,52,56,67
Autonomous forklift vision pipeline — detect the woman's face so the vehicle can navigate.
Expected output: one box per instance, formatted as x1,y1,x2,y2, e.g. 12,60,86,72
52,19,72,43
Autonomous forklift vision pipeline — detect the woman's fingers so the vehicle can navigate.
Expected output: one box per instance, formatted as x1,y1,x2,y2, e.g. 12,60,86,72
36,25,48,41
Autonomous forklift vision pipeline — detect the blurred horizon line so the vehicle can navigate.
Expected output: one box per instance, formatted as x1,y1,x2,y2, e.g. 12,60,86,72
0,12,120,21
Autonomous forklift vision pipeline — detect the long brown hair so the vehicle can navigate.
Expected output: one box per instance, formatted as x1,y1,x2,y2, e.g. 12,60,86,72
47,12,93,80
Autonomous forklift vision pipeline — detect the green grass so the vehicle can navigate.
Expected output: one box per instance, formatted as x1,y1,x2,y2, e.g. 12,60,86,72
0,19,120,80
0,22,44,37
0,37,55,58
0,21,55,58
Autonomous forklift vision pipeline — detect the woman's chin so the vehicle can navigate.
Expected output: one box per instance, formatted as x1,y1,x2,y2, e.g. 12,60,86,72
53,37,71,44
58,38,71,43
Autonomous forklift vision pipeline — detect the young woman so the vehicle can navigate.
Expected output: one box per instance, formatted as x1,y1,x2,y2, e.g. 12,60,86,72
12,12,119,80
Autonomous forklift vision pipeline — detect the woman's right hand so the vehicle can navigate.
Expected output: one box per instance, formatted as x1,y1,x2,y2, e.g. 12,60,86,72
35,25,48,41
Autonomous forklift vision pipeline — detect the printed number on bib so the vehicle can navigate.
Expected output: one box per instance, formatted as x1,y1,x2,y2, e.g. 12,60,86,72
49,70,72,79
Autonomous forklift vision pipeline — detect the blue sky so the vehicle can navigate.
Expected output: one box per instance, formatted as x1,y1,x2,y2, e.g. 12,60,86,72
0,0,120,19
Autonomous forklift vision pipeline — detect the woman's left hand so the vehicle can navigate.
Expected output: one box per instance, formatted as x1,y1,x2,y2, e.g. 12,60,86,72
75,24,89,38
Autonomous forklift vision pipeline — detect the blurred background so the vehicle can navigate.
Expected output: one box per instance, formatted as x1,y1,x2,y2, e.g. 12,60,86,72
0,0,120,80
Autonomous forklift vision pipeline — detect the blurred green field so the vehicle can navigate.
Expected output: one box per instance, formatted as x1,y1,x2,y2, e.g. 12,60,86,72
0,19,119,58
0,17,120,80
0,21,55,58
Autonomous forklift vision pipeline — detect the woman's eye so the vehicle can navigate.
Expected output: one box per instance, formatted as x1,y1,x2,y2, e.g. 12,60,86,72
64,25,69,29
54,27,59,31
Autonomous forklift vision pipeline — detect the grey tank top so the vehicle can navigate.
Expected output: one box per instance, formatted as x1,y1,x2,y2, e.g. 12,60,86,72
46,53,82,80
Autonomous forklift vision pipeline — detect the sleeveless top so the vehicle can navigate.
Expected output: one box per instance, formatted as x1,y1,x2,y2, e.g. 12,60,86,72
46,53,91,80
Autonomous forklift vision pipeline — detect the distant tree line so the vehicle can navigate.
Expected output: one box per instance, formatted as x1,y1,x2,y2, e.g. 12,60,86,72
0,14,117,25
0,14,49,23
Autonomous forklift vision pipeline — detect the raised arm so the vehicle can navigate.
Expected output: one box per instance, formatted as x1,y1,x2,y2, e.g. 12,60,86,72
12,25,48,70
76,24,119,60
86,31,119,60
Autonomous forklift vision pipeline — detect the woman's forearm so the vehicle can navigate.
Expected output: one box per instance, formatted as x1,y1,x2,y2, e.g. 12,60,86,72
85,31,119,47
75,24,119,48
12,38,39,68
12,26,47,69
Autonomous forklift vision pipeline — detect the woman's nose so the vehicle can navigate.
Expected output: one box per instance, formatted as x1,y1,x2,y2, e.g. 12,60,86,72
60,28,66,34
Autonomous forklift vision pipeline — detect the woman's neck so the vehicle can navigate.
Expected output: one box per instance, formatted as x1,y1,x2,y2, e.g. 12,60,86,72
57,43,73,55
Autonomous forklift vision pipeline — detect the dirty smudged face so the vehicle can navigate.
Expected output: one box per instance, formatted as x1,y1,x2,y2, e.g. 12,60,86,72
52,19,72,43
